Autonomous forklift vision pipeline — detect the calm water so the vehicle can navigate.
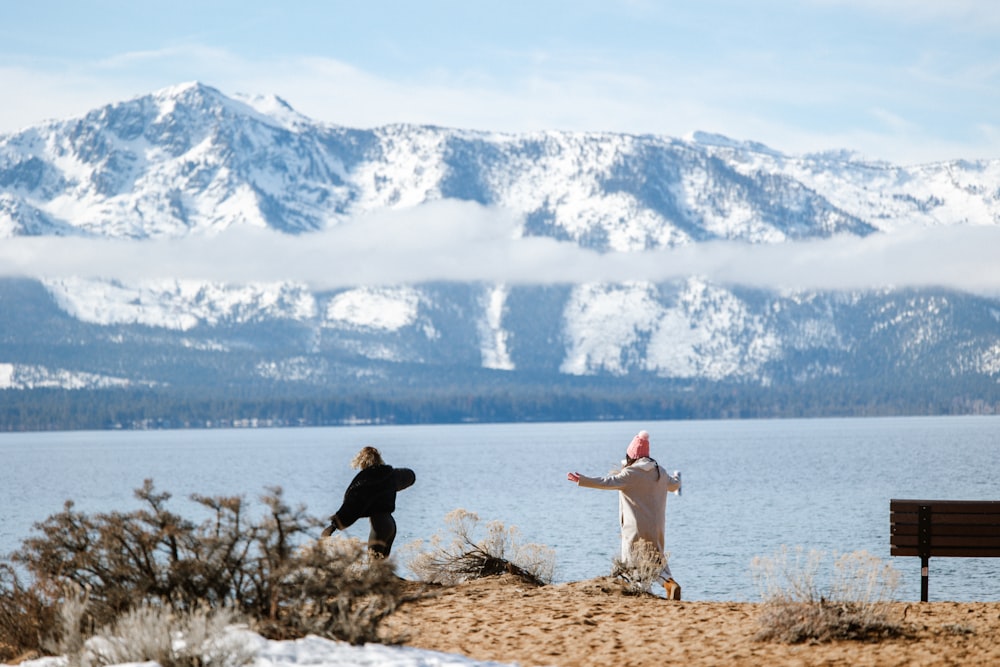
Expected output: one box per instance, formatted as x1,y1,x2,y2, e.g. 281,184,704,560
1,416,997,602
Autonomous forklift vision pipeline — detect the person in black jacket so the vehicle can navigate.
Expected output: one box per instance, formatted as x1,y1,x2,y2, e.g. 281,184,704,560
321,446,415,558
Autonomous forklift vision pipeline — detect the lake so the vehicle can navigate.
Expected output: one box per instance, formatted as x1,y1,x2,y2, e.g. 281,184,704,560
1,415,997,602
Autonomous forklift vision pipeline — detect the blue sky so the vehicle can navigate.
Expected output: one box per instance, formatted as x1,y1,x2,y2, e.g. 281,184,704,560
1,0,999,164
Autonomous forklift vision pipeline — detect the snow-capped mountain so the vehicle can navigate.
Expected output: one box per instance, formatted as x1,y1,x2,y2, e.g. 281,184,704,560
0,83,998,423
6,82,1000,246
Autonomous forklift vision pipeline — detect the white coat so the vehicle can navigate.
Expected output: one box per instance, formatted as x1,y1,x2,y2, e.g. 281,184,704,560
576,458,681,578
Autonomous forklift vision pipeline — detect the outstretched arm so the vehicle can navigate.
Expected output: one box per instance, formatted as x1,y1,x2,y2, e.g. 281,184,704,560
321,513,346,537
575,467,635,490
394,467,416,491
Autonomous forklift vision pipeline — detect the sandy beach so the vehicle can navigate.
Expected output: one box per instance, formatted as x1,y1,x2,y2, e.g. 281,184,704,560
385,575,1000,667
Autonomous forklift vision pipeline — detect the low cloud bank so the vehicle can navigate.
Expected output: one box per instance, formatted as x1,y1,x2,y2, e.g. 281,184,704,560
2,200,999,295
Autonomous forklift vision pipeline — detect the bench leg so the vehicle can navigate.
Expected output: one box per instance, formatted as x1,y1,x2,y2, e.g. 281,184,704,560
920,555,929,602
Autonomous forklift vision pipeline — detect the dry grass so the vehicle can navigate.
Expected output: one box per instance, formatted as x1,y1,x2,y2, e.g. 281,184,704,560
404,509,556,586
0,565,58,663
751,546,910,643
611,539,669,595
53,599,254,667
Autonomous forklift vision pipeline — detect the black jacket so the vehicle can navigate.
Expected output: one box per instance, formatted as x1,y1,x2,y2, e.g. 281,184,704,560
331,465,415,529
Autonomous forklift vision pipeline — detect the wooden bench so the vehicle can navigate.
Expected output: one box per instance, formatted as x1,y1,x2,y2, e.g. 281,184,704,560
890,499,1000,601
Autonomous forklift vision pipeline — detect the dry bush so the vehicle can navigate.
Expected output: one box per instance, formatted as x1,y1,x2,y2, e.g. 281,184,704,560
0,565,58,663
0,479,405,657
751,546,908,643
611,539,669,595
43,585,90,661
272,538,408,645
11,480,316,627
56,600,254,667
405,509,555,586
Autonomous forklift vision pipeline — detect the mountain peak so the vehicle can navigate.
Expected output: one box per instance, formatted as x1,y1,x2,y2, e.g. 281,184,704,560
156,80,220,98
231,91,313,130
148,81,230,112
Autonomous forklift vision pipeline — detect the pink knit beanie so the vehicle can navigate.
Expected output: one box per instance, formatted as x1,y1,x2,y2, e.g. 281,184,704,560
626,430,650,459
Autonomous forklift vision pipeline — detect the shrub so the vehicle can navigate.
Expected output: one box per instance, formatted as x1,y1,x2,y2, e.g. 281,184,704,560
266,537,407,645
751,546,908,643
405,509,555,586
611,539,669,595
11,480,316,627
0,480,405,658
0,565,58,663
53,599,254,667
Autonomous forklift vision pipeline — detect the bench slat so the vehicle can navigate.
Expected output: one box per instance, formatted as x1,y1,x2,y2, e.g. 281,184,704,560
891,524,1000,538
890,500,1000,514
892,508,1000,519
889,534,1000,549
892,512,1000,526
891,545,1000,558
889,514,1000,533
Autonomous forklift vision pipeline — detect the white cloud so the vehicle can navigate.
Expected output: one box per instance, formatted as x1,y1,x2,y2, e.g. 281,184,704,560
1,201,998,295
686,226,1000,294
806,0,1000,28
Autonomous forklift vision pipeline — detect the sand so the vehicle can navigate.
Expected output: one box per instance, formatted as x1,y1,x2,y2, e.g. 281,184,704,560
385,575,1000,667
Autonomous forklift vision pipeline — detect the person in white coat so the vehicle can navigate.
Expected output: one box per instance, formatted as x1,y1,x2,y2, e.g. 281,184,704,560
567,430,682,599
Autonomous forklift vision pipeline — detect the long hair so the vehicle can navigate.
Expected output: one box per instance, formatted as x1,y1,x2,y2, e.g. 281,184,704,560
625,454,662,480
351,446,385,470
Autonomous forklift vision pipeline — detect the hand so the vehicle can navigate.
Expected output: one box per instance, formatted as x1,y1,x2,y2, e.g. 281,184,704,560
321,523,337,537
567,472,580,483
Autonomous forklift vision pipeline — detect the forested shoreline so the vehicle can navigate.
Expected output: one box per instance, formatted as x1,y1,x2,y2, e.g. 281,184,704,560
2,380,997,432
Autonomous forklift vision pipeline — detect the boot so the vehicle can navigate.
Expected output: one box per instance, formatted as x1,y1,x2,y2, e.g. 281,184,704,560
663,577,682,600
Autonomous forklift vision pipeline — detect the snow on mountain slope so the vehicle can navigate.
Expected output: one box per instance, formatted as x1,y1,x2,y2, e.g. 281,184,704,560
477,283,514,371
478,131,694,250
350,125,450,211
0,362,143,390
320,286,441,363
323,286,428,332
691,134,1000,233
44,277,316,330
4,82,999,250
0,83,350,238
560,281,666,376
978,343,1000,375
559,278,779,379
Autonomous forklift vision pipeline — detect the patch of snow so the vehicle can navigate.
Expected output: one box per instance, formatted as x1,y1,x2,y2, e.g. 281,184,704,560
335,340,415,363
786,318,843,350
687,131,784,157
324,287,422,331
0,362,143,390
645,278,780,379
0,362,14,388
352,126,448,211
560,279,781,380
44,277,317,330
233,92,316,132
257,357,328,382
478,284,514,370
17,626,515,667
560,282,665,375
977,343,1000,375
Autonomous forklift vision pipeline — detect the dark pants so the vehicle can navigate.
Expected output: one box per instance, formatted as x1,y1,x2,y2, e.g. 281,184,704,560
368,513,397,558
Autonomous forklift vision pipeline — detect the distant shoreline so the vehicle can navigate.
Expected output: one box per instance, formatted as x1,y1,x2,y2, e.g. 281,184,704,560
2,393,998,434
